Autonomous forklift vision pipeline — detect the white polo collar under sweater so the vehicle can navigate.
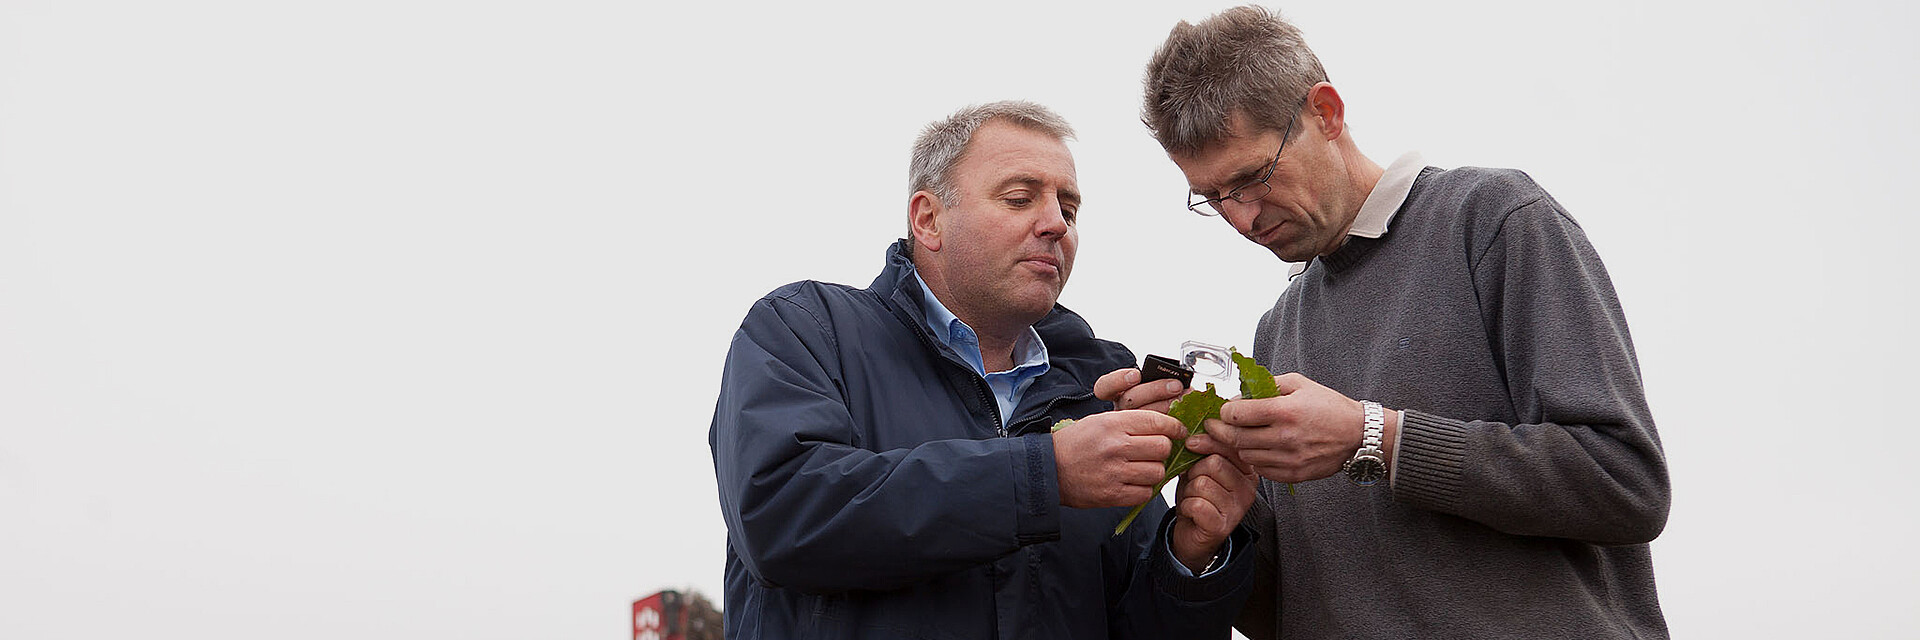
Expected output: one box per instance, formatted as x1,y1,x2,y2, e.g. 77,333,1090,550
1288,151,1425,277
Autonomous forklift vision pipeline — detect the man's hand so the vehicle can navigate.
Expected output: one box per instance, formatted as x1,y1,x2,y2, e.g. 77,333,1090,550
1053,409,1186,509
1186,372,1389,483
1170,453,1257,573
1094,367,1188,414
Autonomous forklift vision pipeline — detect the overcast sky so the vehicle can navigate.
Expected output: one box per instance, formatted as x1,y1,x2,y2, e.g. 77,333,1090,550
3,1,1916,638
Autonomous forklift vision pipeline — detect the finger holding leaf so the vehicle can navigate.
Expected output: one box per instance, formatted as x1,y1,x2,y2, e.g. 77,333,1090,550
1170,452,1259,573
1051,409,1186,509
1107,348,1284,535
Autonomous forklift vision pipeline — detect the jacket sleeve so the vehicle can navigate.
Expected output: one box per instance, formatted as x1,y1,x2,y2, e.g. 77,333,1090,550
1391,197,1671,545
709,292,1061,593
1230,486,1281,640
1103,503,1257,639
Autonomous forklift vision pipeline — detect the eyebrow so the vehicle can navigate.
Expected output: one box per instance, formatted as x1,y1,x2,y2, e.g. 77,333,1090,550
1192,159,1272,197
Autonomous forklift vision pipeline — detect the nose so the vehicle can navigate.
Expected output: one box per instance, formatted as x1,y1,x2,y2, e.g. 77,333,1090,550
1216,198,1259,235
1035,196,1069,239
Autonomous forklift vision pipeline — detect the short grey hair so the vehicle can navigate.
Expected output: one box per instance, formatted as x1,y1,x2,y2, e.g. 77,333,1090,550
908,100,1076,205
1141,5,1328,155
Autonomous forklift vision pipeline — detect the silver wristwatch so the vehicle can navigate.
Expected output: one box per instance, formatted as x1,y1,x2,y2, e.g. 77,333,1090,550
1343,400,1388,486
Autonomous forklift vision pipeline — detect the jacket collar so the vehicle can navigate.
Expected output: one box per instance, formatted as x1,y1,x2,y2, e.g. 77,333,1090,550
869,238,1096,352
868,239,1124,430
872,238,939,339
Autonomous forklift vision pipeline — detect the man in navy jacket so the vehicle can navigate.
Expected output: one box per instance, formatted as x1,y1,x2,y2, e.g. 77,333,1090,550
709,101,1257,639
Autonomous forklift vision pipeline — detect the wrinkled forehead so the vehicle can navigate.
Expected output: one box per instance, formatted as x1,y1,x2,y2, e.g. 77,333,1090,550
1174,117,1286,192
1186,110,1287,156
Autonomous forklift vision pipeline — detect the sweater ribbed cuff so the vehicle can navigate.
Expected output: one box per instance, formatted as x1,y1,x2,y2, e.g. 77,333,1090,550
1391,410,1469,514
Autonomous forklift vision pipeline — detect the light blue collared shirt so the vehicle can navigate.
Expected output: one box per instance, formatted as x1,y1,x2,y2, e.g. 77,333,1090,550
913,273,1051,427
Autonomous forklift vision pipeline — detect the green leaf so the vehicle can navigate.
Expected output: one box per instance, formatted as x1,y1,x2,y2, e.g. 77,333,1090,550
1113,348,1298,535
1112,383,1229,534
1167,383,1228,435
1232,349,1279,399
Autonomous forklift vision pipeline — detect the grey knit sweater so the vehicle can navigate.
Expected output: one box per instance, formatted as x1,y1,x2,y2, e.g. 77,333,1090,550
1237,166,1670,639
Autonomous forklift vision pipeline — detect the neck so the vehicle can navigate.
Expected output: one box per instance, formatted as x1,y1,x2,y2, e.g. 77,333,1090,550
1333,135,1386,238
952,305,1026,373
914,259,1028,373
975,334,1020,373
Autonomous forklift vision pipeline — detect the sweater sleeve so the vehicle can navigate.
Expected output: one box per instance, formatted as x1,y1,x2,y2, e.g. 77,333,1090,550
1390,197,1670,546
709,291,1061,593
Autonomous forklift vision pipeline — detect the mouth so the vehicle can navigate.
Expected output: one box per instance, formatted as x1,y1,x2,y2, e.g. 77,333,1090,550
1018,254,1061,275
1248,222,1284,246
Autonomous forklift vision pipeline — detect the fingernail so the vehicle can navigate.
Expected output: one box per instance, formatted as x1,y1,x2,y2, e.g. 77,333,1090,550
1166,380,1183,394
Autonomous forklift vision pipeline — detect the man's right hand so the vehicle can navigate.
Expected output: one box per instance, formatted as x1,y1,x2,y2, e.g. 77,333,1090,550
1053,409,1186,509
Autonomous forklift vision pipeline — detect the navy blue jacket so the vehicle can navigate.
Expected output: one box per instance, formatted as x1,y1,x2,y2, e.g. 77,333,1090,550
709,240,1251,639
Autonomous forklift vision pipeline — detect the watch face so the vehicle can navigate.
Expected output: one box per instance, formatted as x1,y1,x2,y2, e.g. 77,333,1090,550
1347,457,1386,486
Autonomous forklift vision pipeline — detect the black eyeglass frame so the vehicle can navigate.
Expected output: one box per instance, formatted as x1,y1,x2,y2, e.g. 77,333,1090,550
1185,114,1298,217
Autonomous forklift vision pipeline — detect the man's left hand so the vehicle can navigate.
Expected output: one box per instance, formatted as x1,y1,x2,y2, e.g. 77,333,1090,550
1187,372,1391,483
1170,453,1257,574
1093,367,1188,414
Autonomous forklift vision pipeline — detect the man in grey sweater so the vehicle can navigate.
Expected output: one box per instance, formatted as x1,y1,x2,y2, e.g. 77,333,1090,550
1103,5,1671,638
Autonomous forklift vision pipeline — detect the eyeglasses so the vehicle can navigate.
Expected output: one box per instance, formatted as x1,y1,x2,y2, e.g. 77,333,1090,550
1185,114,1297,217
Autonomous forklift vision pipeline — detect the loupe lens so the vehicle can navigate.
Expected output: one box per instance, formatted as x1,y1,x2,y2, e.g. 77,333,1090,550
1178,340,1236,387
1187,351,1227,378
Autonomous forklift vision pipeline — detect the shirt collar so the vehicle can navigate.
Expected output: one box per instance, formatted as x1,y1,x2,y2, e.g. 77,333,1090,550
912,272,1049,377
1288,151,1425,277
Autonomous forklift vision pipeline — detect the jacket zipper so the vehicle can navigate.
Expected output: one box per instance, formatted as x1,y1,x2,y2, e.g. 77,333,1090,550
1005,390,1093,436
891,289,1011,438
975,376,1006,437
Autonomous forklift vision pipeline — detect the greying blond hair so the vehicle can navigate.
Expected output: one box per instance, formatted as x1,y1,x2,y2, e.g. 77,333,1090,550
1141,5,1327,155
909,100,1076,205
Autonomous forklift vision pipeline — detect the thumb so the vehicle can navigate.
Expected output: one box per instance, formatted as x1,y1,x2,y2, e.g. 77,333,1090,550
1271,372,1311,395
1185,436,1251,474
1184,432,1221,456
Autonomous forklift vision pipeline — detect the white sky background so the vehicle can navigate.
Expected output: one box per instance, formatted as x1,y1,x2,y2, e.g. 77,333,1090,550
2,0,1916,638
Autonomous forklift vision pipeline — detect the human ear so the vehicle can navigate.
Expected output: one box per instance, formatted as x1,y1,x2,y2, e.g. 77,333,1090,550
1304,82,1347,141
908,190,944,252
